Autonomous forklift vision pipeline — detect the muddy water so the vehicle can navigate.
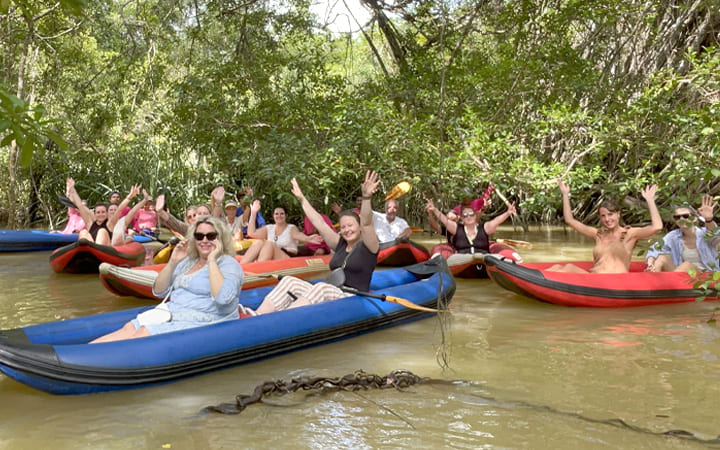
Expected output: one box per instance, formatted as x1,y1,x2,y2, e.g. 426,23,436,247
0,228,718,449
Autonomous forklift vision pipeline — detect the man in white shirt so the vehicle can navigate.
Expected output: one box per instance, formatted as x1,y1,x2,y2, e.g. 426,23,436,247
372,199,412,243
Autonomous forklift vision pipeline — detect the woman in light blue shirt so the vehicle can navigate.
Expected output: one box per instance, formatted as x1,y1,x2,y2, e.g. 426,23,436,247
646,195,719,272
92,217,243,343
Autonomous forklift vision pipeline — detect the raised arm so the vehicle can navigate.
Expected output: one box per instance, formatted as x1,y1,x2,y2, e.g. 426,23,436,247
211,186,225,218
246,200,268,239
426,198,459,235
484,202,516,235
628,184,663,240
426,200,442,234
108,184,140,230
65,178,94,227
360,170,380,254
123,187,149,223
557,179,598,239
291,178,339,249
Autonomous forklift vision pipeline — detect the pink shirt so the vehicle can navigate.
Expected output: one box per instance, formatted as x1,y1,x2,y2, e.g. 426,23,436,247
59,210,86,234
303,214,334,253
133,209,158,230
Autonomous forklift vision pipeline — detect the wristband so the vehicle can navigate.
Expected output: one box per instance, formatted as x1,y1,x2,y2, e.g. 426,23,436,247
362,196,372,200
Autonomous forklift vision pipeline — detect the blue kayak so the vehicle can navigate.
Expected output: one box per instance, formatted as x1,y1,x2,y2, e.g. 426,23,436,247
0,229,154,253
0,229,78,252
0,256,454,395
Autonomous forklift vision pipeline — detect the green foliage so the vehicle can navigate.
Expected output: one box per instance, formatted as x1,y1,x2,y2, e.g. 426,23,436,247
1,0,719,229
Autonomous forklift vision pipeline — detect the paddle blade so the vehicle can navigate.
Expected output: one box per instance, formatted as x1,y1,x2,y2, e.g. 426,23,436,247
385,295,443,313
496,238,533,250
58,194,76,209
385,181,411,200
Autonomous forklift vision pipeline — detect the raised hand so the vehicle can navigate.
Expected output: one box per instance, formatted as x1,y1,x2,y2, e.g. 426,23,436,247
142,188,150,201
361,170,380,198
170,239,189,263
155,194,165,212
506,201,517,216
557,179,570,196
250,199,261,214
129,184,141,199
290,178,304,200
641,184,658,202
212,186,225,203
699,194,717,222
425,198,436,212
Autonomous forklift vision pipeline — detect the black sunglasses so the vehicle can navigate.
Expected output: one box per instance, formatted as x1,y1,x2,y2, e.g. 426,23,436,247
193,231,218,241
462,212,475,218
673,213,692,220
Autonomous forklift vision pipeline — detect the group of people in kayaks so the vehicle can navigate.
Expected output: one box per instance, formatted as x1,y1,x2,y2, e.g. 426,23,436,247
54,172,718,343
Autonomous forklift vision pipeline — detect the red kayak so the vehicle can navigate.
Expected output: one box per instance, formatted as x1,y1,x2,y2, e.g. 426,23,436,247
376,238,430,266
49,239,146,274
484,256,720,307
433,242,521,278
99,255,332,300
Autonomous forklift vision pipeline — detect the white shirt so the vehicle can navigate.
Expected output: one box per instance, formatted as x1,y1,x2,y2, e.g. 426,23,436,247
372,212,410,243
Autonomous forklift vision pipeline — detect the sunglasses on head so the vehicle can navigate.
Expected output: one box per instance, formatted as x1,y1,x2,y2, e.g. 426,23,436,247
462,212,475,218
673,213,692,220
193,231,218,241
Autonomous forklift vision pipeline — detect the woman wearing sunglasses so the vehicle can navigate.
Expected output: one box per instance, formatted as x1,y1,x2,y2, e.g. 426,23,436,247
547,179,663,273
92,217,243,342
425,198,516,256
645,196,719,272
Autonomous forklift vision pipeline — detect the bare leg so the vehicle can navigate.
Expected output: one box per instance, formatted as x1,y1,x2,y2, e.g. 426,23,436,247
111,218,127,246
78,229,94,242
95,228,112,246
258,241,290,262
240,240,265,264
90,321,150,343
656,254,677,272
675,261,698,272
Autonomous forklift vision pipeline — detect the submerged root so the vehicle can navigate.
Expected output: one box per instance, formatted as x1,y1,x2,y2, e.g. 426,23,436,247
201,369,428,415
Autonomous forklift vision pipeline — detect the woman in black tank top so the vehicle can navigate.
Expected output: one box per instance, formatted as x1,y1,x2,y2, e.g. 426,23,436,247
253,171,381,314
426,199,517,254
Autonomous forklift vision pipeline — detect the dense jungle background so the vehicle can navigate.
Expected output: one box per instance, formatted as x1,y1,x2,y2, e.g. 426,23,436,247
1,0,719,231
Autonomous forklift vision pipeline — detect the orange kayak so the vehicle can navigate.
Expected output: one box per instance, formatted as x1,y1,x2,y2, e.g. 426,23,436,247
99,255,331,300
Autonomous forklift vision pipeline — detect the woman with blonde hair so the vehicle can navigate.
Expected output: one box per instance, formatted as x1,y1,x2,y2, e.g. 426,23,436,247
92,217,243,342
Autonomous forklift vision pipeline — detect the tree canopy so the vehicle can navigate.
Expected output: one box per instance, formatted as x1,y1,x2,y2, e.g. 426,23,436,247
1,0,719,230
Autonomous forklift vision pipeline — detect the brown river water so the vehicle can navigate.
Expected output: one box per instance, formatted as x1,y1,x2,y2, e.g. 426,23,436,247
0,227,719,449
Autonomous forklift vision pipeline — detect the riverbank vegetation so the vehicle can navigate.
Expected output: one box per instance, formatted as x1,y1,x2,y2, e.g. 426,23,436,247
2,0,718,230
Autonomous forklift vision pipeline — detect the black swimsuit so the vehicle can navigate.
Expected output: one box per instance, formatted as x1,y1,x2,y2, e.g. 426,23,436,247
329,239,378,291
88,219,112,241
452,223,489,254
